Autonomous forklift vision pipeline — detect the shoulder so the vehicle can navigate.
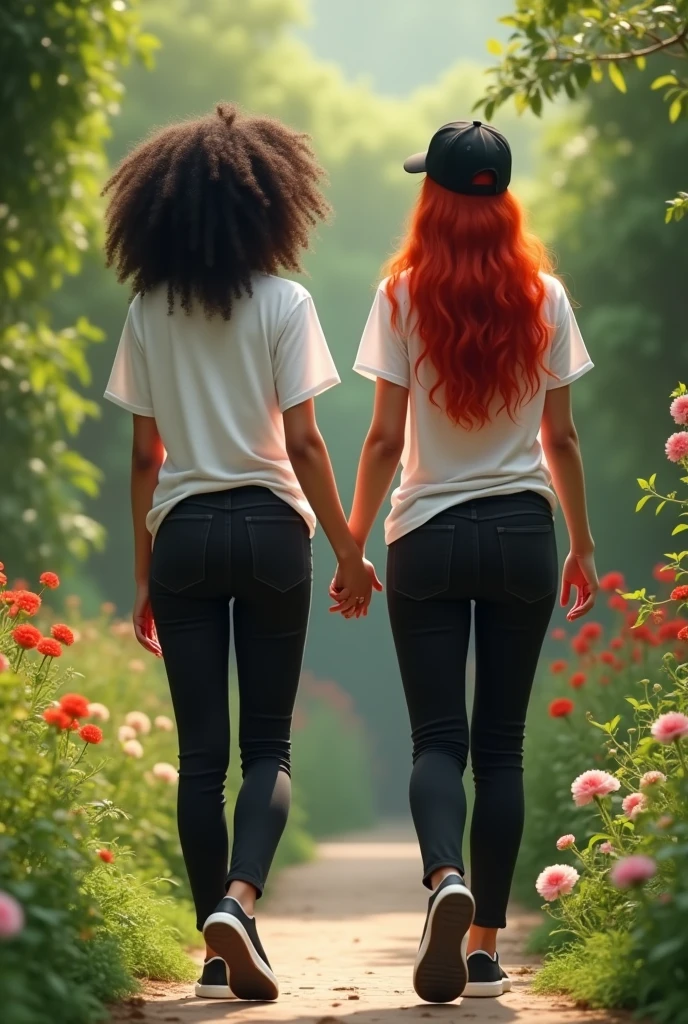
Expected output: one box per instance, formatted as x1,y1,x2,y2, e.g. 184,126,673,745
254,274,313,316
378,273,409,306
539,273,569,323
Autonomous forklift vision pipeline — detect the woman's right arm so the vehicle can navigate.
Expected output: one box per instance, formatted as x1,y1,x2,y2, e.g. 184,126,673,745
541,385,598,620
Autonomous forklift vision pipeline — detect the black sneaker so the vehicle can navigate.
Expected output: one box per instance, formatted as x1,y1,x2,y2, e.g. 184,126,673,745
203,897,278,1001
194,956,233,999
463,950,507,997
413,874,475,1003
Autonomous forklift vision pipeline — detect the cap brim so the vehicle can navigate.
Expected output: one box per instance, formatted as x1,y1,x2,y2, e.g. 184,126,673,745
403,151,427,174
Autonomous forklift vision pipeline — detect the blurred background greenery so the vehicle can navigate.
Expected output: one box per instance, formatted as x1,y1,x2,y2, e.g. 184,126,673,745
2,0,687,817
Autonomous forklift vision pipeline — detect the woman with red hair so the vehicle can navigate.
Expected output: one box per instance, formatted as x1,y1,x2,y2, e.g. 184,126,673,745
332,121,598,1001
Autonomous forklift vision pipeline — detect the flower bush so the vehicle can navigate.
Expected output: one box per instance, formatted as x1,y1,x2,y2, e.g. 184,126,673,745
518,386,688,1023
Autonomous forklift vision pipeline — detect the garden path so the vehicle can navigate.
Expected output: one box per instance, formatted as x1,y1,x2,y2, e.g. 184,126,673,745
110,823,635,1024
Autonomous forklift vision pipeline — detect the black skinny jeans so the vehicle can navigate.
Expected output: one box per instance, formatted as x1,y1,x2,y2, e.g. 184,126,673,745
387,492,558,929
149,487,312,931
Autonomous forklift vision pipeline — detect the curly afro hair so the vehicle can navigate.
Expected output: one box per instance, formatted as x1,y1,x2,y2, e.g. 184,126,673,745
103,103,331,319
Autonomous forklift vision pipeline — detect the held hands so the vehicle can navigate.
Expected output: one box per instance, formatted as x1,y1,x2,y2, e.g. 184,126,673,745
329,551,383,619
133,581,162,657
561,550,599,621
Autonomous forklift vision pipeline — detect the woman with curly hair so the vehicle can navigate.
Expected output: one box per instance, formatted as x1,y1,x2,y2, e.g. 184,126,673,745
103,103,379,1002
332,120,598,1002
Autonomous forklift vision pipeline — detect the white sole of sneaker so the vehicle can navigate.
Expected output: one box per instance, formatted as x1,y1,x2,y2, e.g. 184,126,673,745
463,979,504,998
194,982,234,999
203,913,279,1001
502,976,512,993
413,883,476,1003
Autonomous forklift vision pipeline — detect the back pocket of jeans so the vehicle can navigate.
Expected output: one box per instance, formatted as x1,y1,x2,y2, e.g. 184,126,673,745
151,514,212,594
391,524,454,601
247,515,310,593
497,524,557,603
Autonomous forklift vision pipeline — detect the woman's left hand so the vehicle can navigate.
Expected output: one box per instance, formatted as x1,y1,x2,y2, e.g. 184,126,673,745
329,559,383,618
133,581,162,657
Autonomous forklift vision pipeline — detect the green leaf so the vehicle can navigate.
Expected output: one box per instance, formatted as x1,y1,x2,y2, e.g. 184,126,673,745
608,63,627,94
669,98,683,123
672,523,688,535
487,38,503,56
635,56,646,72
608,715,621,734
530,91,543,117
651,75,679,90
591,63,603,84
638,478,650,490
656,501,667,515
649,473,657,489
3,267,22,298
626,697,640,709
636,495,652,512
587,833,613,851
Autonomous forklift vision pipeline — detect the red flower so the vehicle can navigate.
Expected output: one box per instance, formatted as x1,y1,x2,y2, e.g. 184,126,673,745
600,651,616,666
0,572,6,587
43,707,72,730
654,564,676,583
1,590,16,604
97,849,114,864
51,624,75,646
608,595,627,612
610,637,624,650
549,698,574,718
580,622,603,641
12,624,42,649
571,635,590,656
0,561,4,569
550,659,567,674
13,591,41,616
39,572,60,589
551,627,566,641
59,693,90,719
670,585,688,602
633,624,659,645
679,626,688,642
659,619,686,642
36,638,62,659
79,724,103,745
569,672,586,689
600,571,625,592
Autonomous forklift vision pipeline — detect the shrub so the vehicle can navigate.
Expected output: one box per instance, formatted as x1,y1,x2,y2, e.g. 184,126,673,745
521,385,688,1024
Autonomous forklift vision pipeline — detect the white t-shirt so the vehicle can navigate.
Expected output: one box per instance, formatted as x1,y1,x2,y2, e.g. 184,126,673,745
354,273,593,545
104,274,340,537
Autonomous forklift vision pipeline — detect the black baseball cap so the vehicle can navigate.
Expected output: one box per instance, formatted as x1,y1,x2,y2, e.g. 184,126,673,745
404,120,511,196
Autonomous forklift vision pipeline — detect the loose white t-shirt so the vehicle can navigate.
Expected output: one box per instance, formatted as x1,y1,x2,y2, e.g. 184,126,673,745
354,273,593,545
104,274,340,537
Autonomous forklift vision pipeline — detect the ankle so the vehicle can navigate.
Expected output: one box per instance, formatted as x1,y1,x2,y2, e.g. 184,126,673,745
467,924,498,957
227,879,258,916
430,865,463,890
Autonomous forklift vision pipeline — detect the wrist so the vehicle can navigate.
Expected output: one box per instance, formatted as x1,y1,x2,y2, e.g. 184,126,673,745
571,539,595,556
335,540,363,563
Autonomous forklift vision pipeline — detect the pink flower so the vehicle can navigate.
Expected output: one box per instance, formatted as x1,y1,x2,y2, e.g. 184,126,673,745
0,891,24,939
535,864,580,902
600,842,614,854
87,702,110,723
0,653,10,674
122,739,144,758
622,792,647,820
651,712,688,744
609,855,657,889
152,762,179,784
665,432,688,463
118,724,136,743
571,769,621,806
154,715,174,732
556,834,576,851
125,711,151,735
640,770,666,788
670,395,688,425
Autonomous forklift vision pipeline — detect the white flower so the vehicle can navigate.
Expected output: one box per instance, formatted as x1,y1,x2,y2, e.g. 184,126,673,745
125,711,151,735
122,739,144,759
154,715,174,732
87,702,110,723
152,762,178,784
118,725,136,743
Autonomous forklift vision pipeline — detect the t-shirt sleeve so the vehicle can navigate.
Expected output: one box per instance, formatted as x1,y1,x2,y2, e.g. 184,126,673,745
354,283,410,388
547,287,594,390
273,294,340,413
104,300,155,416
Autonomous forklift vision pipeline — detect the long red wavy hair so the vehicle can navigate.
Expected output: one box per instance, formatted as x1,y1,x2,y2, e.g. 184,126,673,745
385,176,554,428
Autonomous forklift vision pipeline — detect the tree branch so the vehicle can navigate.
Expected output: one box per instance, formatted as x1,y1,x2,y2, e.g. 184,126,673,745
550,23,688,64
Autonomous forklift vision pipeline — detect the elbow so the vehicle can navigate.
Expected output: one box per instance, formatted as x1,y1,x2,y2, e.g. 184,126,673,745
365,433,404,463
132,448,162,473
285,430,323,464
543,427,579,453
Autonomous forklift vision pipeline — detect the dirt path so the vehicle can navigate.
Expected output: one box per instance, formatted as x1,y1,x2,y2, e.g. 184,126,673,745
111,824,632,1024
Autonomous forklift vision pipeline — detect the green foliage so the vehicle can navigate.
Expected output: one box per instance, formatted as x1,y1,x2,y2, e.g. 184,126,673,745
533,931,640,1009
0,0,154,580
520,392,688,1021
478,0,688,214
